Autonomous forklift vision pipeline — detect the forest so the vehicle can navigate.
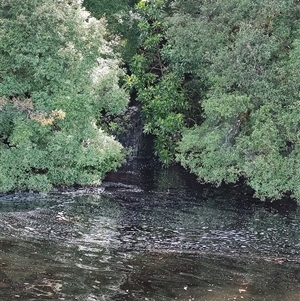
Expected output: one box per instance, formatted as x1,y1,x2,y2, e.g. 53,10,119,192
1,0,300,202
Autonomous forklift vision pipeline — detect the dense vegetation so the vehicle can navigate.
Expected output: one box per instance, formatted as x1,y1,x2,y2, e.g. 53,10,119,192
2,0,300,202
0,0,129,192
125,0,300,201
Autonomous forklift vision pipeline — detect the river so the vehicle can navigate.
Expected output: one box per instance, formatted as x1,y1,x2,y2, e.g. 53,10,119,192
0,158,299,300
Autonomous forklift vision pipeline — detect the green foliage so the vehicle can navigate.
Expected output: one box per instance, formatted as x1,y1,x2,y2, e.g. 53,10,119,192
83,0,140,61
0,0,129,192
139,74,187,164
174,0,300,201
14,0,297,201
124,0,300,201
127,0,189,164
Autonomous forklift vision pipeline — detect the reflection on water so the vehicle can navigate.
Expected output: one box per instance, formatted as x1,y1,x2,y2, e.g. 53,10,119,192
0,160,300,300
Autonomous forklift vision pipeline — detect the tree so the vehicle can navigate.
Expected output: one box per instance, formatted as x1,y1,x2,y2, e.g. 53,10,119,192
173,0,300,201
83,0,140,61
126,0,189,164
0,0,129,192
125,0,300,201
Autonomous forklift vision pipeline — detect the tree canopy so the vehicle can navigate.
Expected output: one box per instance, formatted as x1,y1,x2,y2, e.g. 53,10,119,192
126,0,300,201
0,0,129,192
172,0,300,201
83,0,140,61
2,0,300,202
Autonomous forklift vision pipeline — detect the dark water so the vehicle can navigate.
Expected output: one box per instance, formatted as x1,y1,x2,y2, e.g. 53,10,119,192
0,159,300,300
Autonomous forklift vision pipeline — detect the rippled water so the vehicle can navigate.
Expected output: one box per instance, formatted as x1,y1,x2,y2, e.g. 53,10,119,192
0,160,300,300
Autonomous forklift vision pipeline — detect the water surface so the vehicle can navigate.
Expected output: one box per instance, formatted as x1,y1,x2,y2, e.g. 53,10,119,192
0,160,299,300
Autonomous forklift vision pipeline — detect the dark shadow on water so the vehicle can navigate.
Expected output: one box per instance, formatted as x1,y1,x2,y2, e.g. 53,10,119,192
104,157,298,215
